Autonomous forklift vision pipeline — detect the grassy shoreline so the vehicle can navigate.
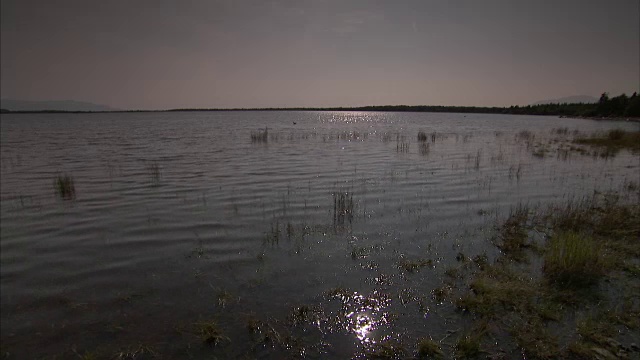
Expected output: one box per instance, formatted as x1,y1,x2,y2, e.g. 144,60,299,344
449,191,640,359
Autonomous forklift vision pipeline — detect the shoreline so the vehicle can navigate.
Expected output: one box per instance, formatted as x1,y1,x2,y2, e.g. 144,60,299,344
563,115,640,123
3,109,640,121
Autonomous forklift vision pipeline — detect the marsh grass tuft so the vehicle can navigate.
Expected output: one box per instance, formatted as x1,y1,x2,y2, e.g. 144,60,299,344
396,141,409,153
495,203,533,261
455,332,482,358
251,127,269,143
417,338,443,358
419,142,430,156
264,219,280,245
543,232,606,286
333,191,354,226
54,174,76,199
195,320,230,346
146,161,161,185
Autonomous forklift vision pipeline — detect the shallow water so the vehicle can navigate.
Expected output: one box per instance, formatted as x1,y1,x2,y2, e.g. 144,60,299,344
1,111,638,358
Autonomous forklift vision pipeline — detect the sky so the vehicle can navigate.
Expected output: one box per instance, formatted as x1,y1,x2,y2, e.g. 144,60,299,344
1,0,638,110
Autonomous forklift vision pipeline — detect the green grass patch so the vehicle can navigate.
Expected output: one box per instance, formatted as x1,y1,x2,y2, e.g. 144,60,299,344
543,231,607,286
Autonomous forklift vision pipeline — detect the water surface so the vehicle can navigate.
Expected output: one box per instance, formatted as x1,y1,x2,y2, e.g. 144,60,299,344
1,111,638,358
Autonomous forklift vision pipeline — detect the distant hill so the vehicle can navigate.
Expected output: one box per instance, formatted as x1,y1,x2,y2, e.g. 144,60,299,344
531,95,598,105
0,99,120,112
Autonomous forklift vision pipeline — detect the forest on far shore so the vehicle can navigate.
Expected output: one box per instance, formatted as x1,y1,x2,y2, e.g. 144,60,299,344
2,92,639,117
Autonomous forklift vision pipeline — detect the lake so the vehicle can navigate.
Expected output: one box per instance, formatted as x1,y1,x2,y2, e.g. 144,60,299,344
1,111,638,359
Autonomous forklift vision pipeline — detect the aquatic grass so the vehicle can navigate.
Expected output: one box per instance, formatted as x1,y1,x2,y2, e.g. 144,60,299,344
286,222,294,240
472,254,489,270
54,174,76,199
455,264,538,316
572,314,632,358
195,320,230,346
264,219,280,245
417,131,428,142
543,232,606,286
363,338,408,359
396,141,409,153
453,192,640,359
507,164,522,181
398,258,433,273
112,344,157,360
494,203,532,261
350,244,382,260
250,127,269,143
574,129,640,153
532,147,547,158
217,290,233,308
474,149,481,170
515,130,534,141
417,338,443,358
333,191,354,226
419,142,430,155
432,285,453,304
146,161,161,185
511,319,559,359
455,332,482,358
288,304,322,326
551,127,569,136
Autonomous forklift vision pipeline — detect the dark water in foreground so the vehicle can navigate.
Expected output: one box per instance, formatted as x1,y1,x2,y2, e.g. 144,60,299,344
1,111,638,358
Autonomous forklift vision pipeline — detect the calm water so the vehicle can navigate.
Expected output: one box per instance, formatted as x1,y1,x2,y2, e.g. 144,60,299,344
1,111,638,358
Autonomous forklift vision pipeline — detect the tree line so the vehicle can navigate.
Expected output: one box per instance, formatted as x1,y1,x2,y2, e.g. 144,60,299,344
2,92,638,117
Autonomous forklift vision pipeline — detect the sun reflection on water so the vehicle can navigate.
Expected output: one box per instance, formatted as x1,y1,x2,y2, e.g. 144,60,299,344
329,289,391,344
354,313,373,341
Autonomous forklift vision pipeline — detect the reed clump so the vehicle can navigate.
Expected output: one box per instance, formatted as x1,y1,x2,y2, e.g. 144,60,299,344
333,191,353,226
146,161,160,185
54,174,76,199
251,127,269,143
417,338,443,358
195,320,229,346
543,232,606,286
417,131,428,142
455,333,481,358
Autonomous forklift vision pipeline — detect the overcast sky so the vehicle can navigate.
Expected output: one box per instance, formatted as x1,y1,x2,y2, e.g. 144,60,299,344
1,0,638,110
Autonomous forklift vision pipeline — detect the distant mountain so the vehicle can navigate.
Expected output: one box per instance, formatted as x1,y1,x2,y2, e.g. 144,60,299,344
531,95,598,105
0,99,120,112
